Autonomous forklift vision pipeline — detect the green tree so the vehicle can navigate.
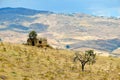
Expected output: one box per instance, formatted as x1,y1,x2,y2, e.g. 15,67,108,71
29,31,37,39
0,38,2,41
74,50,96,71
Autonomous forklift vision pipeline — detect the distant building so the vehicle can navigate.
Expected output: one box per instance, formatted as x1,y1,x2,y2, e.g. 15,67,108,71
27,37,48,48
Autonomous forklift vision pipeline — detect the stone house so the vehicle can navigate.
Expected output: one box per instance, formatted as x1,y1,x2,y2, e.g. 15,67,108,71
27,37,48,47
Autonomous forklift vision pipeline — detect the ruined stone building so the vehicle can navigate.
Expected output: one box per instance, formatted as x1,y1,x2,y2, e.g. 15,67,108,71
27,37,48,48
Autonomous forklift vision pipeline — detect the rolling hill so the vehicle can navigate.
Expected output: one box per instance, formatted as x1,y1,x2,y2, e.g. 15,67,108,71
0,42,120,80
0,7,120,55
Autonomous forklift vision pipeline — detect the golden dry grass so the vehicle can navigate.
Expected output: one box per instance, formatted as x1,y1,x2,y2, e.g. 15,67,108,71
0,42,120,80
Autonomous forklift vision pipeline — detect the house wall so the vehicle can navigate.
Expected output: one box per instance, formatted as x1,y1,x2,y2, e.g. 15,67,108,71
27,38,48,47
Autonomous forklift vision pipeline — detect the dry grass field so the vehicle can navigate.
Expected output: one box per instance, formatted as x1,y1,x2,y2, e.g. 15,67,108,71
0,42,120,80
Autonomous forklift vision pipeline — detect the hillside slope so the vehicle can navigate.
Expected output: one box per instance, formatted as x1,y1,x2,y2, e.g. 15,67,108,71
0,42,120,80
0,7,120,53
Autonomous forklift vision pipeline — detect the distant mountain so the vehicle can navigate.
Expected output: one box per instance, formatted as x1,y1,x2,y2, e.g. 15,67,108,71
0,7,53,15
0,7,51,32
0,7,53,22
29,23,49,32
0,7,120,54
70,38,120,52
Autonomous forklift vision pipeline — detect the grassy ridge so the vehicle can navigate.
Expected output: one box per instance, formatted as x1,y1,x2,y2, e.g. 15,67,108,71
0,42,120,80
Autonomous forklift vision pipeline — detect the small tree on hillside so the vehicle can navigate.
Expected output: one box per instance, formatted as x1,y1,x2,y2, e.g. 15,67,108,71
29,31,37,39
0,38,2,42
73,50,96,71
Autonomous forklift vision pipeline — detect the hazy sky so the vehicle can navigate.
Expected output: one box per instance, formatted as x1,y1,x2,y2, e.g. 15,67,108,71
0,0,120,17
